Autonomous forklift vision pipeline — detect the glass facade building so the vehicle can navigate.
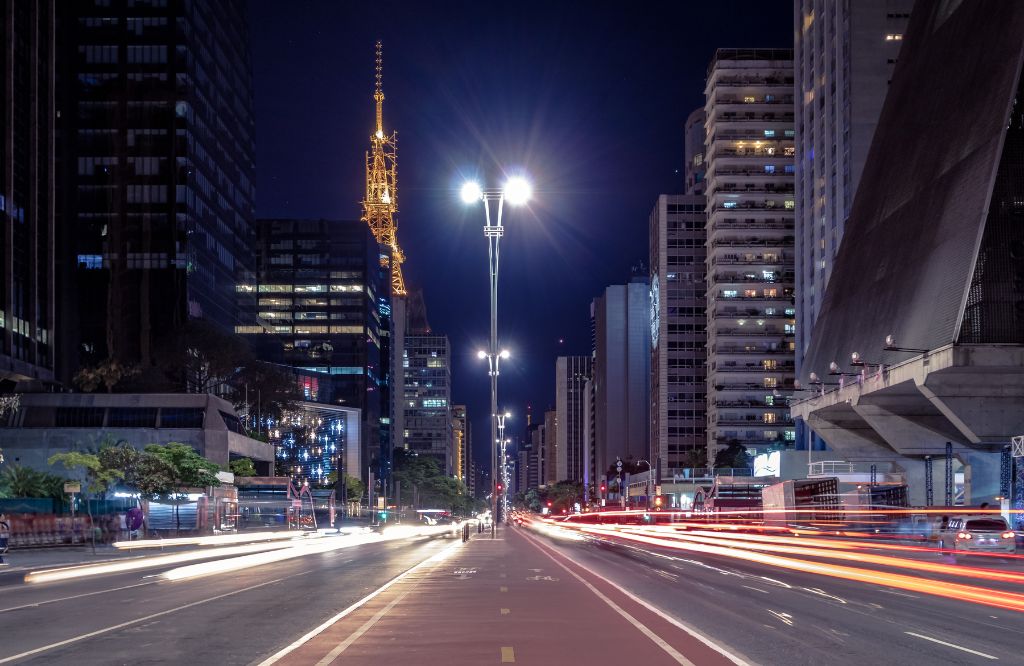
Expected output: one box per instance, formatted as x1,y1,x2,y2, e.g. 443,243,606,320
401,334,452,474
270,402,361,489
1,0,56,383
240,218,392,482
58,0,256,379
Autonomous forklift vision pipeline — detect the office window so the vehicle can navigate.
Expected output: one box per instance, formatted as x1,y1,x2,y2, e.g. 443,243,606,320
107,408,158,428
160,408,205,428
55,408,106,428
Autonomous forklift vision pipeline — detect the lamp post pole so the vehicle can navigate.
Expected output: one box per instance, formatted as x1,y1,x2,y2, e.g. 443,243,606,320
464,176,530,525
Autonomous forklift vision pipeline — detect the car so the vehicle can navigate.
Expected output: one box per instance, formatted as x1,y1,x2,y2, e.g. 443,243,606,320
937,515,1016,559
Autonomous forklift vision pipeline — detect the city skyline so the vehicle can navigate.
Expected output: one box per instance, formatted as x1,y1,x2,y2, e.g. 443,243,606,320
248,1,793,465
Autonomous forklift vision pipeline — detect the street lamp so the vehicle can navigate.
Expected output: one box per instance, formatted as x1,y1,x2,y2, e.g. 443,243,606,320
463,174,531,524
636,459,653,510
883,334,929,354
496,411,512,521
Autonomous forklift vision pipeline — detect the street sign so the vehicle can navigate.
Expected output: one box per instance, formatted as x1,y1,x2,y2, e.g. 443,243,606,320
1012,435,1024,458
377,496,385,509
655,485,662,495
63,482,81,494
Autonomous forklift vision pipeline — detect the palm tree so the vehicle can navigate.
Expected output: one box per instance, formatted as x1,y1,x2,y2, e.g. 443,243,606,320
1,465,45,498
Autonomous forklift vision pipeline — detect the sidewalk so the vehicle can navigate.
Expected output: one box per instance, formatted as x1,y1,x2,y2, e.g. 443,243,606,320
271,525,744,665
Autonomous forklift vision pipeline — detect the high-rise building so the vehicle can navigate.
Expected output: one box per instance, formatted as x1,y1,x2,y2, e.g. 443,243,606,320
543,409,557,485
649,195,706,469
1,1,56,383
593,279,650,483
523,421,542,491
239,218,392,482
794,0,912,375
684,107,707,196
59,0,256,380
401,334,452,474
451,404,468,482
704,49,796,464
555,356,590,483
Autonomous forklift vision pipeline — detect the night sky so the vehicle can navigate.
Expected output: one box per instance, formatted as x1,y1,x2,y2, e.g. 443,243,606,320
248,1,792,466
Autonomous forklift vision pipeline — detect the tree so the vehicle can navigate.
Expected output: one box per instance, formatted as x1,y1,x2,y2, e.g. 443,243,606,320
144,443,220,534
48,452,123,551
154,320,253,395
540,481,584,513
235,361,302,426
229,458,257,477
0,465,67,501
73,358,140,393
714,439,752,470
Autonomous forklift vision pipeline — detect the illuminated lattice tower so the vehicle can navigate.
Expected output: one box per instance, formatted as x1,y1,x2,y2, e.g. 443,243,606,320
361,40,407,296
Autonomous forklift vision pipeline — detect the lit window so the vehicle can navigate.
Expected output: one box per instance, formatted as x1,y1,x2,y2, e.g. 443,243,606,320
77,254,103,269
763,413,777,424
723,201,738,209
885,33,903,41
763,377,778,388
764,165,776,174
765,395,775,406
763,359,777,370
723,290,738,298
764,129,775,138
784,200,795,209
743,96,756,103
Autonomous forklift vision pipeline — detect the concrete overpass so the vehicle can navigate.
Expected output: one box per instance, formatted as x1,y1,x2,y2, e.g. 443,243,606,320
791,344,1024,505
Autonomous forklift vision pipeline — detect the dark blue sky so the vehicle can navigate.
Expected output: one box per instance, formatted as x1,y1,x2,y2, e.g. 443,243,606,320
248,1,792,466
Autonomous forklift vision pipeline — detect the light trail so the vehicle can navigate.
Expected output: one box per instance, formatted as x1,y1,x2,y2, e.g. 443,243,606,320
25,541,294,584
577,526,1024,613
619,528,1024,585
161,524,462,581
112,530,319,549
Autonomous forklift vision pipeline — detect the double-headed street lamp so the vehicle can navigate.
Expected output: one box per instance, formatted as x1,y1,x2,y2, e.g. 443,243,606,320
497,411,512,519
463,175,531,523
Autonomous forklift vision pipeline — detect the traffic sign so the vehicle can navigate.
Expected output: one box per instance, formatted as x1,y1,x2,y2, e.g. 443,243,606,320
64,482,81,494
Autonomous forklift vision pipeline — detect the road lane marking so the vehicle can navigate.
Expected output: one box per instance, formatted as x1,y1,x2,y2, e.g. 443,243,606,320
0,573,309,664
741,585,769,594
500,608,510,615
255,541,461,665
500,586,508,592
904,632,998,660
521,530,750,666
500,646,515,662
314,579,415,665
0,581,155,614
879,589,919,598
522,536,695,665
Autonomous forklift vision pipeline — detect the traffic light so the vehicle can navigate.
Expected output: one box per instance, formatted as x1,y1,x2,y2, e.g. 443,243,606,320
496,483,503,492
600,484,606,494
546,501,553,507
654,496,663,509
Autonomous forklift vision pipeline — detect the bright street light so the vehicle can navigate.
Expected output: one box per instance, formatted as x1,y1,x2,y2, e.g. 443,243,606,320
460,171,531,524
477,349,487,359
503,176,532,205
460,180,483,204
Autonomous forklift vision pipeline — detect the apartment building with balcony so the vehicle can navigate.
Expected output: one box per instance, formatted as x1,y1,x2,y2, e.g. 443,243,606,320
704,49,797,463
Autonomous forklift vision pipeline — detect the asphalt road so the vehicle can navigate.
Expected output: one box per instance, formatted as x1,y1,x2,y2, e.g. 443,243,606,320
0,534,453,665
538,529,1024,665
